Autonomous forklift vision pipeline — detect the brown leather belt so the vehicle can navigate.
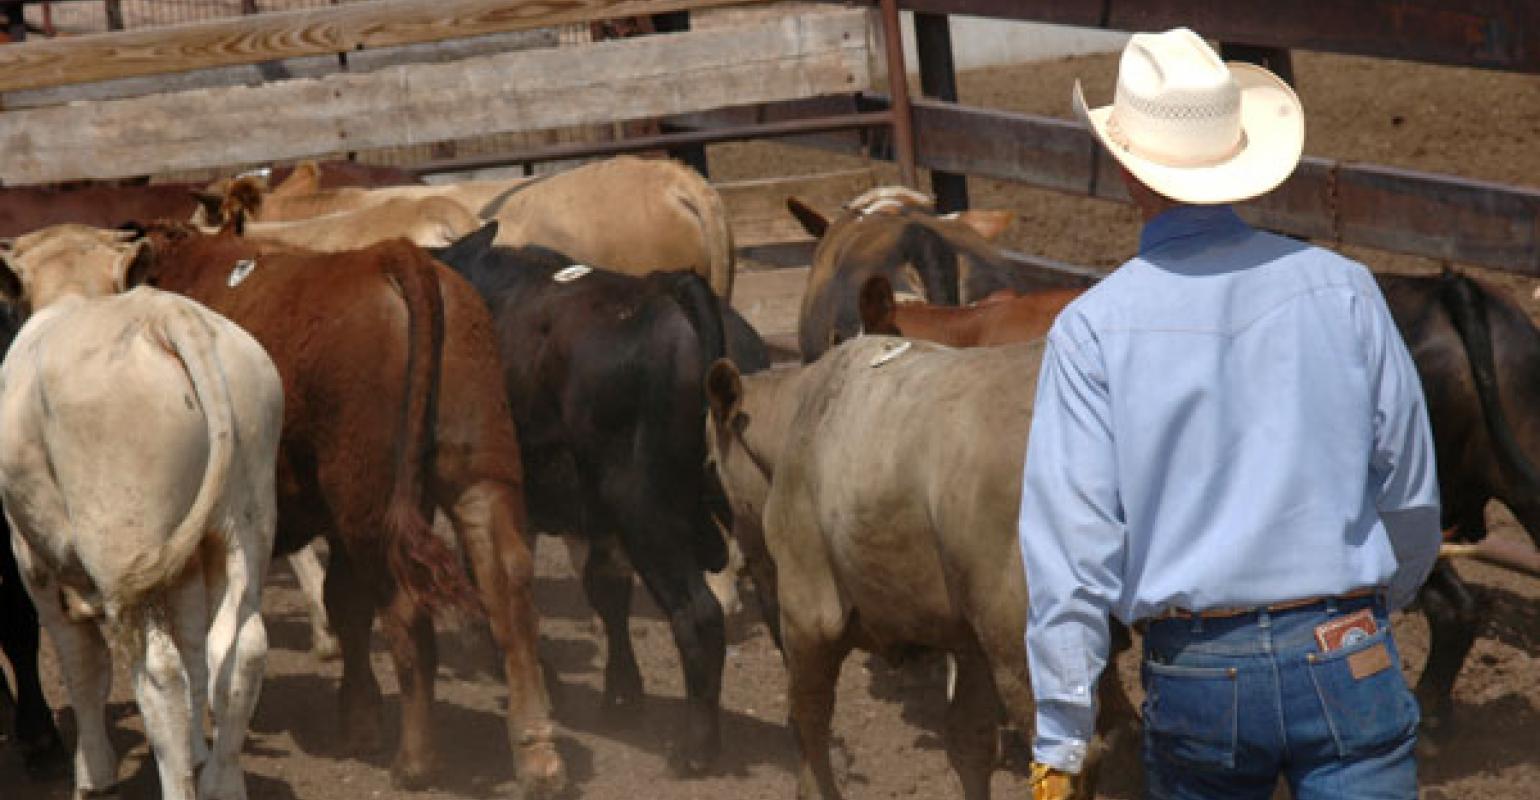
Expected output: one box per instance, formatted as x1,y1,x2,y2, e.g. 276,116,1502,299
1153,587,1381,622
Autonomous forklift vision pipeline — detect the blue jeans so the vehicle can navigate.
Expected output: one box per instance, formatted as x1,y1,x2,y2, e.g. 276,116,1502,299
1141,596,1419,800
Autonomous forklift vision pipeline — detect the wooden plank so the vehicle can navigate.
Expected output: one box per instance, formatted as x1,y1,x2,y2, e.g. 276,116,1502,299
717,168,876,249
0,29,559,110
894,0,1540,74
905,98,1540,276
0,0,772,93
732,265,808,339
0,10,873,185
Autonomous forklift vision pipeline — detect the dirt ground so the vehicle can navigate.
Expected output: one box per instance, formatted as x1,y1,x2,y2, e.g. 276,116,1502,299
4,49,1540,800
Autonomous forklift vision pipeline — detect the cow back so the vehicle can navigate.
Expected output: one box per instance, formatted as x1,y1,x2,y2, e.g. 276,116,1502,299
764,336,1043,651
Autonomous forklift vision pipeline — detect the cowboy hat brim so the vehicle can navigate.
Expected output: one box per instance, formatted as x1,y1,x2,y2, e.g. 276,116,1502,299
1073,62,1305,205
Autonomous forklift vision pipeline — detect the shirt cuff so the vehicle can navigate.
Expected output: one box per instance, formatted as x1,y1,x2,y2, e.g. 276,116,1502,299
1032,700,1095,773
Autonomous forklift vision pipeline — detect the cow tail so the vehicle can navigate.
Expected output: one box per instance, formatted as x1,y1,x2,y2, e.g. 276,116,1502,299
113,303,236,637
1437,269,1540,494
381,247,482,615
675,168,736,301
662,272,730,572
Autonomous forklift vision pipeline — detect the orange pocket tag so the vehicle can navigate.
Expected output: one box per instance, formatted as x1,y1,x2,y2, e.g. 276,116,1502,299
1348,642,1392,680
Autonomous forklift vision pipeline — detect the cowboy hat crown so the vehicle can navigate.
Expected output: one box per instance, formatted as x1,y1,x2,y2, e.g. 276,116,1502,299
1074,27,1305,204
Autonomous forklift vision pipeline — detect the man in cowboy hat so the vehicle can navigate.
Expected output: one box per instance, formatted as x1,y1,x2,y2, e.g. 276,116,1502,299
1019,28,1441,800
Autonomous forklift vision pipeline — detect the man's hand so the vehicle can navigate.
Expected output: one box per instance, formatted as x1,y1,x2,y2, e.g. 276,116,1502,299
1029,762,1076,800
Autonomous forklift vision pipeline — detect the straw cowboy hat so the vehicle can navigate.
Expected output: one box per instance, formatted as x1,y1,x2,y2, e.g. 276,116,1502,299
1073,27,1305,204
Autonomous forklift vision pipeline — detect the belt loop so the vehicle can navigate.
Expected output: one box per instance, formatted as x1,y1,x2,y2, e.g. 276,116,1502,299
1190,615,1204,634
1325,597,1338,617
1257,607,1272,629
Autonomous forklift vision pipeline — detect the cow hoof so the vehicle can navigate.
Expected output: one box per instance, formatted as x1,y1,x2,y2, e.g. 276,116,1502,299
311,636,341,663
667,737,720,778
390,755,436,791
515,739,566,799
600,676,644,714
339,715,387,756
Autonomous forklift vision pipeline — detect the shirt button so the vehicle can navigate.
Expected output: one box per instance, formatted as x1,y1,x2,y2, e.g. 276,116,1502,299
1071,684,1086,696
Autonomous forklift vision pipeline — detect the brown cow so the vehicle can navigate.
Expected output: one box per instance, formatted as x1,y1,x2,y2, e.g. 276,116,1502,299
0,161,417,238
202,157,737,298
786,188,1020,361
858,273,1085,346
131,224,563,797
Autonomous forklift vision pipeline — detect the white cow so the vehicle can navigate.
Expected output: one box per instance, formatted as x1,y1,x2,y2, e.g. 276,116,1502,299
0,225,284,800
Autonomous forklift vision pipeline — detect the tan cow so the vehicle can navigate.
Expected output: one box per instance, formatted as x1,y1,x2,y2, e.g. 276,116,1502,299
705,337,1135,800
0,225,284,800
785,188,1018,362
200,156,737,298
218,191,483,252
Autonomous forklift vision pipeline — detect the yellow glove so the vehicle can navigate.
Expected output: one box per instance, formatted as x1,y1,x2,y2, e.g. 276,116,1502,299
1029,762,1076,800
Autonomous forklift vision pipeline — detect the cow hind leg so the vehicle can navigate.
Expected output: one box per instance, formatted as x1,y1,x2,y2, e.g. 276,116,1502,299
783,622,851,800
624,530,726,775
1416,559,1483,739
0,542,67,778
323,547,386,754
287,545,339,662
581,537,645,710
165,554,211,776
442,481,564,797
945,652,1000,800
14,541,118,797
199,535,269,800
380,587,439,789
128,588,200,800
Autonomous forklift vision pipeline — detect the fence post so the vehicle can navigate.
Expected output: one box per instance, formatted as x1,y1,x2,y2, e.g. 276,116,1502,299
5,2,26,41
652,10,711,178
1219,43,1294,86
877,0,917,187
913,12,968,212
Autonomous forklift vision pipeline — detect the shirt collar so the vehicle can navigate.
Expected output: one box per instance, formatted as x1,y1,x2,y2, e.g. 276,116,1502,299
1139,205,1250,254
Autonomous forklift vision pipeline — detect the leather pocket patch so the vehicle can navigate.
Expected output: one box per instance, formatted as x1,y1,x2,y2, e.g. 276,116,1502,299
1348,642,1391,680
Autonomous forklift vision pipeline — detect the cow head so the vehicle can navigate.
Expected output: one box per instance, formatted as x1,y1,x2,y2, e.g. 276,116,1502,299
857,274,903,336
788,188,1018,362
0,224,153,315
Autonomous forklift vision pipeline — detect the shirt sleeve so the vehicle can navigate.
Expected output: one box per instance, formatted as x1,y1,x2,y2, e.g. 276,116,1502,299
1019,331,1126,773
1358,281,1442,610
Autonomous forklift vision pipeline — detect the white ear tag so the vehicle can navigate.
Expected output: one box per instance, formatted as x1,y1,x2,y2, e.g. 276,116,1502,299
228,259,256,288
869,339,912,368
553,264,593,283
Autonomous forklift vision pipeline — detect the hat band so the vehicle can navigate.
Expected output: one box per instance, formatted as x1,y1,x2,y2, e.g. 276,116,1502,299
1104,114,1248,168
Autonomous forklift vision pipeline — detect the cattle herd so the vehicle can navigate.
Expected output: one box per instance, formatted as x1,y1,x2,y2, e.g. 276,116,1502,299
0,156,1536,800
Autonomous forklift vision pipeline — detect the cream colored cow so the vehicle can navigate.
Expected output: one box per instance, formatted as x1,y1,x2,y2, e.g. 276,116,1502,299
200,156,737,298
0,225,284,800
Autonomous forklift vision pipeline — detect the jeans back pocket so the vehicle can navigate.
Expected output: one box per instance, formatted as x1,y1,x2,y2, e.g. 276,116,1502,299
1305,630,1419,758
1142,660,1239,770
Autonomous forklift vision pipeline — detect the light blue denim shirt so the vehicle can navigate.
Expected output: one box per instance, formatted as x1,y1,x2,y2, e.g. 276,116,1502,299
1019,205,1442,771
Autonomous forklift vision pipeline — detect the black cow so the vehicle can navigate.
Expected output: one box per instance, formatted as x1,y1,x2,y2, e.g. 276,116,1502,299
1380,269,1540,734
0,302,68,780
432,224,754,774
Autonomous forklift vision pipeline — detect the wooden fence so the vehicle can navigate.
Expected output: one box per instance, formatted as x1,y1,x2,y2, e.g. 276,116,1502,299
679,0,1540,283
1,0,1538,288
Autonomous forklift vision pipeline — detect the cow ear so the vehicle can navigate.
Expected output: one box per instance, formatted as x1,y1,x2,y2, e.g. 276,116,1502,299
0,253,22,306
705,358,743,425
434,222,499,271
787,197,829,239
272,161,321,197
191,190,225,226
858,274,899,335
952,209,1014,241
116,241,155,291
